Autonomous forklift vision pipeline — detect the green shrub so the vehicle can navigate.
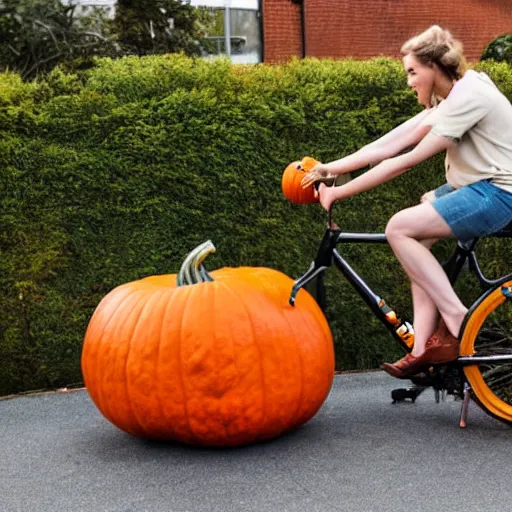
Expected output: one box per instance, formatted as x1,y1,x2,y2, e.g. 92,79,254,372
481,34,512,64
0,56,511,395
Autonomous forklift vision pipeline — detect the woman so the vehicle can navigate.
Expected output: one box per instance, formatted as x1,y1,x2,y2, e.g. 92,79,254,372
301,25,512,378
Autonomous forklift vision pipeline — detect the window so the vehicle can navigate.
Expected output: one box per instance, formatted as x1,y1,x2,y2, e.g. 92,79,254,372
61,0,116,18
190,0,262,64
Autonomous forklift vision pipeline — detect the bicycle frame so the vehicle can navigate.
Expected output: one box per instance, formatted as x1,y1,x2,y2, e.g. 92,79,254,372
289,224,512,366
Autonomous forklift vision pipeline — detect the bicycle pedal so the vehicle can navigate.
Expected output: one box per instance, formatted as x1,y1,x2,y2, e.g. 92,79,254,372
391,387,424,404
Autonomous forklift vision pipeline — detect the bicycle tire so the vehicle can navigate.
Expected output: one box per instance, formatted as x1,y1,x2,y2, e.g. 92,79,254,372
459,278,512,424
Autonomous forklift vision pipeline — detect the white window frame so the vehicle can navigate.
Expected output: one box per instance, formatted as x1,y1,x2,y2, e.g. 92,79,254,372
190,0,258,10
191,0,261,62
61,0,116,5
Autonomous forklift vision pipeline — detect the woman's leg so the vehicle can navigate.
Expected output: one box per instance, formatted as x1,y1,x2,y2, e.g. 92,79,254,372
410,239,439,357
385,202,468,344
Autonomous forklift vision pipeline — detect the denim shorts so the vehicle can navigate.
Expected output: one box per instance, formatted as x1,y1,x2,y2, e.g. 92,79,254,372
431,180,512,241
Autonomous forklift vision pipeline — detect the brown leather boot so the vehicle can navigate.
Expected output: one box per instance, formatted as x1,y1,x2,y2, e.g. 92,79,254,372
421,324,459,364
381,319,459,379
381,353,429,379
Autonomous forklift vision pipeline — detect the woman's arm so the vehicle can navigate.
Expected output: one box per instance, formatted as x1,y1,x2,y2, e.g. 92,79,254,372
326,110,433,173
301,110,433,189
317,132,456,210
363,109,432,152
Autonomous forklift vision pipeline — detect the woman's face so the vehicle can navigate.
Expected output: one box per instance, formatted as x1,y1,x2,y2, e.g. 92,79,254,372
403,53,436,108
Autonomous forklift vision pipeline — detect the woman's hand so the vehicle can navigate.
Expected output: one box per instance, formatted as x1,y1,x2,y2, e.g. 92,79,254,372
317,183,340,211
300,163,334,189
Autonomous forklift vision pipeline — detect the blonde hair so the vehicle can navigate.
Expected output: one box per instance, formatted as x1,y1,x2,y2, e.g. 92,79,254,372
401,25,468,81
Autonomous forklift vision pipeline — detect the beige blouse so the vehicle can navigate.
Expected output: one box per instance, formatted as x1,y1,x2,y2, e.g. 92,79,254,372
421,70,512,194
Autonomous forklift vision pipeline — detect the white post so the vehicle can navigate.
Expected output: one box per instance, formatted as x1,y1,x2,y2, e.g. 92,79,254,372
224,0,231,58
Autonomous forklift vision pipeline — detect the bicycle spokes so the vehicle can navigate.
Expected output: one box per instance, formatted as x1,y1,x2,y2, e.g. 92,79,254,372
461,279,512,424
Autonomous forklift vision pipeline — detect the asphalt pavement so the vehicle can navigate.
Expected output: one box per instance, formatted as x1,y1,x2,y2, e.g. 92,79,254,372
1,371,511,512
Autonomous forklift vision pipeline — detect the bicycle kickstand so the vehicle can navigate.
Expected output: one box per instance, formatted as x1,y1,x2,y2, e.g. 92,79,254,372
459,382,472,428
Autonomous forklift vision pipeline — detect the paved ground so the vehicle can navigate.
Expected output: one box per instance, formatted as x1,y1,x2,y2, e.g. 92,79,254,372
1,371,511,512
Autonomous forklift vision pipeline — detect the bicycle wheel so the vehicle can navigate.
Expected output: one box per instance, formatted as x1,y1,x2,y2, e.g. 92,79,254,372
459,278,512,424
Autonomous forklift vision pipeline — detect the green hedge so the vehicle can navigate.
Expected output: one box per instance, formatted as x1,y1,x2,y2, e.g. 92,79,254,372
1,56,511,395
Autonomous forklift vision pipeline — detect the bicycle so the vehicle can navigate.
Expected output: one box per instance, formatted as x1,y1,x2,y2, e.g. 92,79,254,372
288,201,512,428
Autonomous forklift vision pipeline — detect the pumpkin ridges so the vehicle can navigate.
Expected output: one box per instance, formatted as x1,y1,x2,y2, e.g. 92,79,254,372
125,288,170,437
153,286,178,440
251,288,295,441
218,281,255,444
177,284,197,443
116,290,155,437
233,280,272,444
303,286,333,343
216,279,265,445
155,286,183,440
85,286,142,428
82,284,133,411
249,274,307,441
182,280,257,446
215,266,333,439
211,281,236,443
154,282,195,443
180,282,213,444
184,281,231,444
100,289,152,436
227,278,305,443
152,289,169,438
226,268,334,436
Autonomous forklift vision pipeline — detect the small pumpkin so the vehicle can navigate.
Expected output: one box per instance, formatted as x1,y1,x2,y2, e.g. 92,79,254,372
281,156,319,204
82,241,334,446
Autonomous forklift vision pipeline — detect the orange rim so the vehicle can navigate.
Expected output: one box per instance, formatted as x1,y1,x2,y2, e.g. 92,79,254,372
460,280,512,422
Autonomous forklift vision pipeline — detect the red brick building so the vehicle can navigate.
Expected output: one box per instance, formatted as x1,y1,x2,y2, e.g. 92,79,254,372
263,0,512,63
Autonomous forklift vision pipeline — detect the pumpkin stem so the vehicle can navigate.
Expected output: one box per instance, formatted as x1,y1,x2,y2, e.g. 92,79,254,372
177,240,216,286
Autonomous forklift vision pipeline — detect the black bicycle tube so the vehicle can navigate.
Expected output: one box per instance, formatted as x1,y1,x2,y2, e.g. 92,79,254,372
335,232,388,244
442,244,472,285
331,248,381,307
331,248,413,350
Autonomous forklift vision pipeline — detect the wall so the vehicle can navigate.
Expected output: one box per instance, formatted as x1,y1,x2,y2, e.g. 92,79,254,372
263,0,303,61
264,0,512,62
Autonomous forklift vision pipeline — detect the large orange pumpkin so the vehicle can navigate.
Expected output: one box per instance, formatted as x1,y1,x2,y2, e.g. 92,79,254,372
281,156,319,204
82,241,334,446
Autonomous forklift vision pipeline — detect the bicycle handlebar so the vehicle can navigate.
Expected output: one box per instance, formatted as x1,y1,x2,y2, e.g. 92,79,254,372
313,181,338,231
